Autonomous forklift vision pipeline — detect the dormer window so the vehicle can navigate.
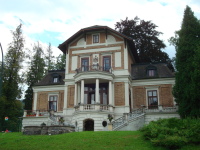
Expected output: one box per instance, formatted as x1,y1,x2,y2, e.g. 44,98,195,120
146,65,157,77
149,70,154,76
93,35,99,43
51,73,60,83
53,77,58,83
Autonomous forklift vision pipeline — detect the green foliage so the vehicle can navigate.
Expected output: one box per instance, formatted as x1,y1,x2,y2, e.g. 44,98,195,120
0,23,24,131
140,118,200,148
24,42,45,110
169,6,200,118
54,54,65,70
45,43,55,72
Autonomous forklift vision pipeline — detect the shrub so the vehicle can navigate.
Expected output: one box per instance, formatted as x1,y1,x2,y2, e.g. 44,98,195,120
140,117,200,148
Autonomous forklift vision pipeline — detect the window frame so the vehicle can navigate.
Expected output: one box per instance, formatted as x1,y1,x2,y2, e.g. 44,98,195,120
53,77,58,83
48,95,58,112
92,33,100,44
81,57,89,71
145,86,159,109
102,55,111,71
147,90,158,109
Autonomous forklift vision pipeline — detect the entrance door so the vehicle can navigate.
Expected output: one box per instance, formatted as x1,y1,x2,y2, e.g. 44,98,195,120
84,119,94,131
103,56,111,71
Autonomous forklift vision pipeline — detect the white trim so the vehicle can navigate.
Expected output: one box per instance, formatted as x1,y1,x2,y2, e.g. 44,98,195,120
69,34,84,46
69,41,124,49
131,78,175,86
32,85,64,92
124,40,128,70
145,86,159,89
65,47,69,74
33,92,38,110
131,87,133,109
145,87,159,108
72,46,121,54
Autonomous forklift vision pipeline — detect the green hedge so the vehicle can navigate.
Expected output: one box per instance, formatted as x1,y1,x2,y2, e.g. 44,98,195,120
140,118,200,148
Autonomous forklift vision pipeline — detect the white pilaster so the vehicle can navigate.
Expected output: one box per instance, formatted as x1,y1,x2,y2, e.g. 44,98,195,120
63,85,68,115
74,83,77,106
131,87,133,110
124,82,129,113
33,92,38,110
77,82,81,103
81,80,84,104
109,81,112,105
95,78,99,103
65,48,69,75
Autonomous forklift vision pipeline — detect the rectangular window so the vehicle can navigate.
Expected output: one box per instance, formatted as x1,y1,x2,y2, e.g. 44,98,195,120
149,70,154,76
53,77,58,83
81,58,89,71
93,35,99,43
148,90,158,109
103,56,111,71
49,95,57,112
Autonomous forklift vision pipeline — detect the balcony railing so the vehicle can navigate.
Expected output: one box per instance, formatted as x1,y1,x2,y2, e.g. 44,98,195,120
138,105,178,113
74,104,112,112
23,109,51,117
75,64,112,74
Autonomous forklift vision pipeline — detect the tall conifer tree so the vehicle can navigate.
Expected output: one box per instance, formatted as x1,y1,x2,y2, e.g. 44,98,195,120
0,23,25,131
24,42,45,110
170,6,200,118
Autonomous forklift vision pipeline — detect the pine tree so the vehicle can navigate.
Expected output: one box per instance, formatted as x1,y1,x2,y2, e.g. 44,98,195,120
171,6,200,118
24,42,45,110
0,23,25,131
54,54,65,70
45,43,55,72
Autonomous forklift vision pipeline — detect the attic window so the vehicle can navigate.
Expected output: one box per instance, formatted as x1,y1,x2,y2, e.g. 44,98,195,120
53,77,58,83
93,35,99,43
146,65,157,77
149,70,154,76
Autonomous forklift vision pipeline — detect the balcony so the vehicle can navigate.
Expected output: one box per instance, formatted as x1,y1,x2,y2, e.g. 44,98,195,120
139,105,178,113
75,64,112,75
74,104,113,112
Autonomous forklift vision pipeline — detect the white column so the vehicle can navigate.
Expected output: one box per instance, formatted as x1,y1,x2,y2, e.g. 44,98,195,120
109,80,113,112
77,82,81,103
33,92,38,110
81,80,84,104
74,83,77,106
95,78,99,104
109,81,112,105
63,85,68,115
124,82,129,113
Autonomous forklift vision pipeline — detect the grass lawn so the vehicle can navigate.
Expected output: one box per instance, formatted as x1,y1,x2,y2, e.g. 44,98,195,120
0,131,199,150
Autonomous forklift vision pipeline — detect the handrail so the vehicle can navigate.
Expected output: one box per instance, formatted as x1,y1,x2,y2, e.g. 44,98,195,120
75,64,112,74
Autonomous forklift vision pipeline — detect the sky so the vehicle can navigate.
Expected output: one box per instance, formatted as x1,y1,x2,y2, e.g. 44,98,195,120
0,0,200,98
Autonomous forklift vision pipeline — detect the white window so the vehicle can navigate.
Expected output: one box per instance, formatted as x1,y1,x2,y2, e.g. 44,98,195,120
53,77,58,83
145,86,159,109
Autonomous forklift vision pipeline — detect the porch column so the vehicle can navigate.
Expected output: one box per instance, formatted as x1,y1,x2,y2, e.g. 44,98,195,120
77,82,81,104
109,80,113,112
124,81,129,113
74,82,77,106
95,78,99,103
80,80,84,111
81,80,84,104
33,92,38,111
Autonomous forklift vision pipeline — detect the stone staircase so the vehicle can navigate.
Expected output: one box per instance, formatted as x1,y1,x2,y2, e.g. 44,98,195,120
112,108,145,131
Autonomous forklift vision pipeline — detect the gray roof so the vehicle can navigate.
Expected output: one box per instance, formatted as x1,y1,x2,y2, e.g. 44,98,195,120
35,70,65,86
131,63,174,80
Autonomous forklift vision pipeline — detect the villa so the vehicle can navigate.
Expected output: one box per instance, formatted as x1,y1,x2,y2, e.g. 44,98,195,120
22,25,179,131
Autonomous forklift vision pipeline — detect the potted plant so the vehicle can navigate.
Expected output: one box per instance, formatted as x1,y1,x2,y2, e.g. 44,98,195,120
59,117,65,125
107,114,113,123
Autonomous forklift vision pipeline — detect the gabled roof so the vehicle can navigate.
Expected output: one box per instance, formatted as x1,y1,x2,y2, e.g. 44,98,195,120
131,62,174,80
58,25,140,63
35,70,65,86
